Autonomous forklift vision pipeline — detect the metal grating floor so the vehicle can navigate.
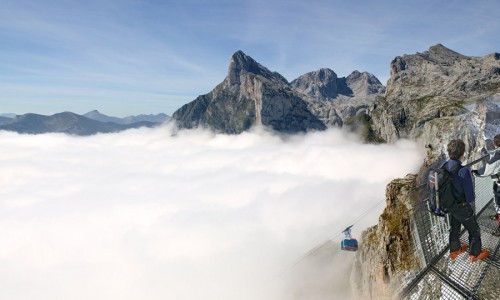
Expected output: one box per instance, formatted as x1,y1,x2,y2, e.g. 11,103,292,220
407,271,467,300
403,200,500,299
476,264,500,300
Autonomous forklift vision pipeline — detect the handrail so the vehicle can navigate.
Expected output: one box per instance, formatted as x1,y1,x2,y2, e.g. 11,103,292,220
401,166,499,299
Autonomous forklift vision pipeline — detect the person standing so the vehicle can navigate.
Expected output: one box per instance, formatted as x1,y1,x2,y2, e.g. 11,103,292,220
446,139,489,262
476,134,500,236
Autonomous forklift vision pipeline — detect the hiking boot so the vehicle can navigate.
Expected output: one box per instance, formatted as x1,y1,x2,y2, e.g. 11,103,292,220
492,227,500,236
470,249,490,262
450,244,468,259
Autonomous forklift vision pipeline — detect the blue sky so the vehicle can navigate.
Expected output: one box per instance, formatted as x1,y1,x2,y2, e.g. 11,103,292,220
1,0,499,117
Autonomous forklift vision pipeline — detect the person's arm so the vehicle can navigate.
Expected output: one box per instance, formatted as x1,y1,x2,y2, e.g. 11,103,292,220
461,168,475,203
482,152,500,177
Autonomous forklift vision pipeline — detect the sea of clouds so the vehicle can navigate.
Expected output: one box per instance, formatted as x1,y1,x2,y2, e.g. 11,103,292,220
0,125,425,300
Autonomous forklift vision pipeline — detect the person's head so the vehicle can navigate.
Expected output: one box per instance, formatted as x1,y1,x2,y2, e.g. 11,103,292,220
447,139,466,160
494,134,500,148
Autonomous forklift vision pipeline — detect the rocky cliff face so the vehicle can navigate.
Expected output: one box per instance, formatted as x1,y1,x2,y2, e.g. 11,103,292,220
352,175,420,300
173,51,385,133
353,44,500,299
290,68,352,100
291,69,386,127
370,44,500,149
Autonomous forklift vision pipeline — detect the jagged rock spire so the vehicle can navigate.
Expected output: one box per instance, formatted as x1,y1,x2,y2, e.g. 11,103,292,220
227,50,288,85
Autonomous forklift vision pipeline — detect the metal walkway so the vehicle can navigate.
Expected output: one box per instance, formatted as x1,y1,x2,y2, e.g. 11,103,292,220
400,174,500,300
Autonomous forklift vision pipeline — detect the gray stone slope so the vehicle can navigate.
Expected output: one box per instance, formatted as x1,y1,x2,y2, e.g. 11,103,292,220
371,44,500,149
291,68,386,126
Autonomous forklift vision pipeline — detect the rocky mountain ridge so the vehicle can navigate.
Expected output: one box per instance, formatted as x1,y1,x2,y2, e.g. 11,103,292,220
370,44,500,146
173,51,385,132
292,68,386,127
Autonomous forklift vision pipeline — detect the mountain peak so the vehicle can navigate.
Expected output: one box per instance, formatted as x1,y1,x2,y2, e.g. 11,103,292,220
424,43,467,63
229,50,263,76
347,70,381,84
312,68,338,80
291,68,385,100
229,50,255,68
290,68,341,100
227,51,288,85
231,50,249,61
428,43,448,51
428,43,463,55
346,71,385,96
390,44,469,77
84,110,101,116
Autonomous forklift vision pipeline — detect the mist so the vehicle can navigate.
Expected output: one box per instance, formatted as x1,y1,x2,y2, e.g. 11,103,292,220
0,125,425,300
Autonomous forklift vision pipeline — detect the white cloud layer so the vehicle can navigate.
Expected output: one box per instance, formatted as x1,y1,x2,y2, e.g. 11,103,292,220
0,125,425,299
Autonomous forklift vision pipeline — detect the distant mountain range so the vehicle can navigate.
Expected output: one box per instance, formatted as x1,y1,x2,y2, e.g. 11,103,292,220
3,44,498,139
0,115,13,125
0,113,17,119
0,111,170,135
83,110,169,125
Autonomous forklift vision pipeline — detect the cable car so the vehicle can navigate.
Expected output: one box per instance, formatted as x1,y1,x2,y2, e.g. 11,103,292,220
341,225,358,251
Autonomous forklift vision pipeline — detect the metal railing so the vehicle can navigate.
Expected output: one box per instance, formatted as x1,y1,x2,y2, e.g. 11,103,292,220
400,170,500,300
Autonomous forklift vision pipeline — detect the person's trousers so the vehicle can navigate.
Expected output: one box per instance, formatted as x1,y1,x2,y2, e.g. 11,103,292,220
494,182,500,224
449,202,482,256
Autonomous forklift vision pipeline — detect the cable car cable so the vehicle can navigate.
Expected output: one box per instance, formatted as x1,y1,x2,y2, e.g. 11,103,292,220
267,151,491,285
267,197,386,283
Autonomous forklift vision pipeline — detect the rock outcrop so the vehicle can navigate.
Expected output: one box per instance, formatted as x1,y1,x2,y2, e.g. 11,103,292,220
352,175,420,300
290,68,352,100
369,44,500,150
291,69,386,127
173,51,386,133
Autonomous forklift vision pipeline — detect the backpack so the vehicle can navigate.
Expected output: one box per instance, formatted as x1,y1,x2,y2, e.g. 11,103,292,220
428,162,464,217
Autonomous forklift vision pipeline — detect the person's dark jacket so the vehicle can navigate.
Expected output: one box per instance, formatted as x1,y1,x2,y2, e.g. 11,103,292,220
446,159,475,204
